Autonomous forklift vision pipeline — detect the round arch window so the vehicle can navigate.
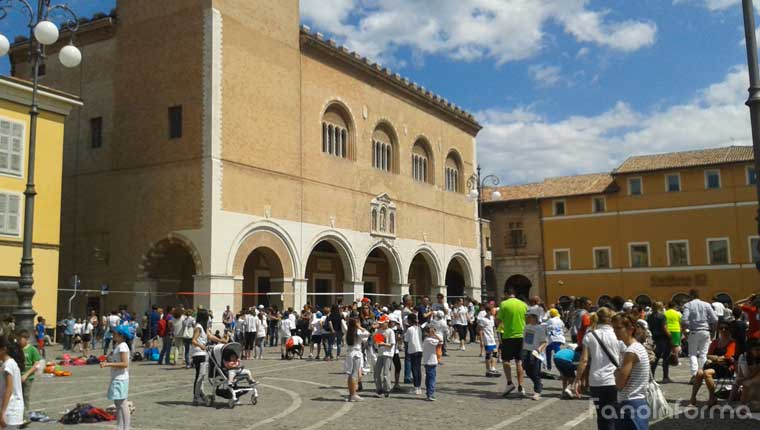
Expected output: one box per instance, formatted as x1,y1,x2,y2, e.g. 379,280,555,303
597,295,611,308
558,295,573,311
714,293,733,308
672,293,690,307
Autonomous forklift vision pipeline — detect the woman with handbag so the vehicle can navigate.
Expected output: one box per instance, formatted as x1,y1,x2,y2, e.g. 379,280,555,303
612,313,651,430
576,307,621,430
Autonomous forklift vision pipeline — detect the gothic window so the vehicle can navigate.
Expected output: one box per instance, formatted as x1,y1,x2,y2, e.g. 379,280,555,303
379,207,387,231
321,103,352,159
389,212,395,234
412,139,433,184
445,151,463,193
371,208,378,231
372,123,397,173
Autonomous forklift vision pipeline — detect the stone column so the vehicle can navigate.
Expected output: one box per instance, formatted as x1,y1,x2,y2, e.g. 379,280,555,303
132,279,157,317
233,276,243,312
390,283,410,304
344,281,365,304
465,285,481,303
194,274,234,333
292,278,308,311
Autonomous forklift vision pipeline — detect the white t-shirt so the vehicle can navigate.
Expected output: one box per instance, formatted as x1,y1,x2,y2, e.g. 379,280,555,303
290,335,304,346
73,323,82,335
378,328,396,357
712,302,726,318
404,325,423,354
582,325,625,387
191,324,208,357
348,328,369,353
279,318,292,338
173,315,185,337
523,323,548,352
244,315,257,333
110,342,130,381
546,317,565,344
422,337,440,366
108,314,120,328
182,316,195,339
452,305,469,326
82,322,93,335
430,318,448,340
476,310,487,326
481,317,496,346
256,318,268,337
289,313,297,325
0,359,23,426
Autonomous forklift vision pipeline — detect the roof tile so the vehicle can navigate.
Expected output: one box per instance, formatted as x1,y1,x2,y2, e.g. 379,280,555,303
485,173,616,202
614,146,754,174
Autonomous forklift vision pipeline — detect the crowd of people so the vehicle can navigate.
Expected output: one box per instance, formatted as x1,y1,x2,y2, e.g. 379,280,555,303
5,286,758,430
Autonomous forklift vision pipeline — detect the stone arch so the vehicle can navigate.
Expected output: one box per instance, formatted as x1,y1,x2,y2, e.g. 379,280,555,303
364,241,403,285
407,246,442,298
321,99,357,160
138,232,203,279
304,230,358,282
447,252,474,288
229,224,298,279
445,252,474,299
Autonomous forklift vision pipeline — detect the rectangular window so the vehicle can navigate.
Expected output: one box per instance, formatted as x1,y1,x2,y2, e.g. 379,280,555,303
666,174,681,192
747,166,757,186
667,241,689,266
507,222,526,249
705,169,721,189
168,106,182,139
90,117,103,149
628,177,642,196
592,196,606,213
0,192,21,236
553,200,566,216
0,119,24,177
707,238,729,265
629,243,650,268
594,247,611,269
554,249,570,271
750,237,760,264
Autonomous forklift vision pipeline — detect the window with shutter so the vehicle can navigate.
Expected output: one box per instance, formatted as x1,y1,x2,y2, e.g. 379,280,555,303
0,119,24,177
0,193,21,236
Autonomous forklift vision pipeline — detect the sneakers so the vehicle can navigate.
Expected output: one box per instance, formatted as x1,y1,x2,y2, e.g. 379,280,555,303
415,388,422,395
486,370,501,378
425,396,436,401
502,382,516,398
563,387,574,399
518,386,526,396
661,378,673,384
347,395,363,402
461,346,466,352
531,393,541,401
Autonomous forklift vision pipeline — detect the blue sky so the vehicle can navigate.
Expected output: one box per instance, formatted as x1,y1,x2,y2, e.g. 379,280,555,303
1,0,756,184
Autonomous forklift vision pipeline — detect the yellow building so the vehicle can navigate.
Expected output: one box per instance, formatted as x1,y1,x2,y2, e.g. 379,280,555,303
489,146,760,307
0,76,81,326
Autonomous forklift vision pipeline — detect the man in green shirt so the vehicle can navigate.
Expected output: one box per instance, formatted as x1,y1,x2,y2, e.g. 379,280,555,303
496,286,528,397
19,331,41,423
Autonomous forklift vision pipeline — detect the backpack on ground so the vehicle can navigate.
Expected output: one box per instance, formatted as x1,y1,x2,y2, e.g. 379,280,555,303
132,352,143,362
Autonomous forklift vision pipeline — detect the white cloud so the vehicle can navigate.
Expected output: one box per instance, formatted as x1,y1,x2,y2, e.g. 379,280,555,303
476,65,751,184
529,65,562,88
300,0,657,66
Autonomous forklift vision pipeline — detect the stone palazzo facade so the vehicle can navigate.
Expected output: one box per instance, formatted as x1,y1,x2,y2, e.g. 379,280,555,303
10,0,482,321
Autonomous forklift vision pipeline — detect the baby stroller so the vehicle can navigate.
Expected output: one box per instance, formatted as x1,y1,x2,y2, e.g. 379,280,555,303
205,342,259,408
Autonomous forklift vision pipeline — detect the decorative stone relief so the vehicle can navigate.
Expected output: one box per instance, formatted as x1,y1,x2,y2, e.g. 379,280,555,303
370,193,397,239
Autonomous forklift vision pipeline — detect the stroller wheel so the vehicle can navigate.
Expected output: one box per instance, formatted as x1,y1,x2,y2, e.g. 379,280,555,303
228,399,236,409
205,395,215,407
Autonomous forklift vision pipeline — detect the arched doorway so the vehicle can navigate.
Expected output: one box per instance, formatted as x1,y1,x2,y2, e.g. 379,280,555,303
242,248,284,311
363,247,395,304
142,242,197,311
484,266,497,301
505,274,531,302
445,259,466,299
408,251,438,301
305,240,350,309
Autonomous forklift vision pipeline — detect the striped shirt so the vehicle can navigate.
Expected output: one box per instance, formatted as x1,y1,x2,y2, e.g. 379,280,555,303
618,342,650,402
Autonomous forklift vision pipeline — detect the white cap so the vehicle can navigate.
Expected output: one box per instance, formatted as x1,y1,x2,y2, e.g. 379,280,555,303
258,305,264,309
622,301,634,311
382,307,388,313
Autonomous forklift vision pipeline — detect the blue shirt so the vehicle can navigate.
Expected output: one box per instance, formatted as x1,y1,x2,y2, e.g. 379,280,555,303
35,323,45,340
554,348,580,363
150,310,160,335
65,319,75,335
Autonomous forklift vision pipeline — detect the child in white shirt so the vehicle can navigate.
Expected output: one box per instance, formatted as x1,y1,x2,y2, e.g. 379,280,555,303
429,311,448,365
404,314,424,395
373,316,395,397
480,304,500,377
422,326,441,401
522,309,548,400
279,313,293,360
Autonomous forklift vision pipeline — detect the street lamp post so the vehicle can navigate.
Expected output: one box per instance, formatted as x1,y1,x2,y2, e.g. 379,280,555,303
467,166,501,305
0,0,82,334
742,0,760,273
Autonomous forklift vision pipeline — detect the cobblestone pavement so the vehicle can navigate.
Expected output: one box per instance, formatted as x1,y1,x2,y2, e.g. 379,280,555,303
26,343,760,429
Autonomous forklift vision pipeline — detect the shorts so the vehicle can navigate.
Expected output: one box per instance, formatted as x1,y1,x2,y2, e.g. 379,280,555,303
704,362,733,379
344,352,363,379
82,334,91,343
670,332,681,347
244,332,255,350
554,358,577,378
108,379,129,400
485,344,497,353
311,334,322,344
455,325,468,340
37,339,44,349
500,338,523,362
